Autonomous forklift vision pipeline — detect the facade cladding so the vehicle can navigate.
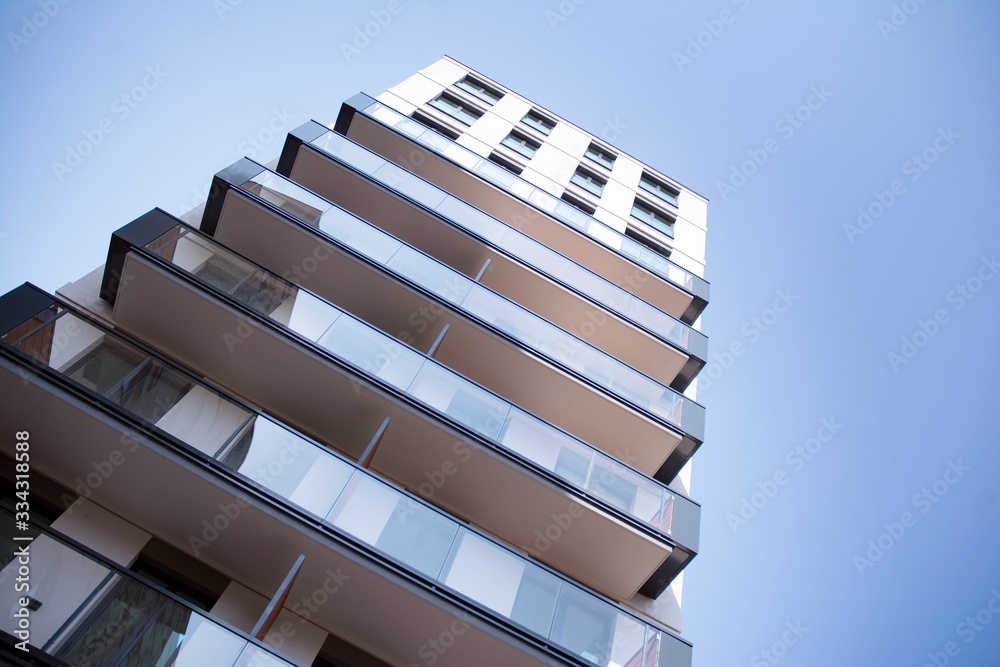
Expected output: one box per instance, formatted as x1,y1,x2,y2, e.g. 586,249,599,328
0,57,708,667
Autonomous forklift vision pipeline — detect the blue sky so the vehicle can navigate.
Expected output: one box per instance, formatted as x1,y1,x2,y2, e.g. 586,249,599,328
2,1,999,666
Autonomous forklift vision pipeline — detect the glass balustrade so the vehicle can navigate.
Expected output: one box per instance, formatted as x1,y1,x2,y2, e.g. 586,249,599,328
0,510,295,667
352,101,708,302
239,168,704,437
1,305,694,666
299,132,707,355
142,225,693,535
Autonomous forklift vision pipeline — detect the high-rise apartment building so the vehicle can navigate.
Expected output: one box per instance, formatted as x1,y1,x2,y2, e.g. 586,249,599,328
0,57,708,667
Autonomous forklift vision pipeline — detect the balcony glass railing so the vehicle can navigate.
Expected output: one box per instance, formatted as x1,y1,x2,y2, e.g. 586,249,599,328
139,225,690,537
1,305,690,667
0,509,295,667
129,226,695,543
300,128,706,357
236,168,704,437
353,101,709,303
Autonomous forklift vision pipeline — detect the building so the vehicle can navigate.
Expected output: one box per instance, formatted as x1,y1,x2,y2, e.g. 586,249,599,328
0,56,708,667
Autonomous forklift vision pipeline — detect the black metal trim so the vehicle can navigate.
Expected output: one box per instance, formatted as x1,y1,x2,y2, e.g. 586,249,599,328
201,157,267,237
277,120,330,177
101,209,179,305
0,284,56,337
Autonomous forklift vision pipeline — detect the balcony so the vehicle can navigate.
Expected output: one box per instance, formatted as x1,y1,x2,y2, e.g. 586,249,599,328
0,510,295,667
326,95,709,324
0,285,693,666
202,159,703,480
95,213,698,597
274,122,706,392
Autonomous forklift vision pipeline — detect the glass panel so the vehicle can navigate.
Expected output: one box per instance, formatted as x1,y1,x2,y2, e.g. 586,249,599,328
461,287,543,346
64,337,146,395
386,245,473,302
501,133,537,158
54,577,181,666
608,614,651,667
586,145,616,169
639,175,679,207
522,111,553,135
0,534,113,649
243,172,328,226
510,564,560,637
150,232,254,292
429,94,481,126
441,531,526,618
474,158,517,189
230,271,293,318
221,416,354,518
499,409,595,488
170,616,247,666
115,359,194,425
435,196,508,245
409,364,509,439
115,597,195,667
501,231,571,279
550,585,617,665
269,289,341,343
564,264,631,311
318,316,423,390
233,645,293,667
455,77,502,105
372,162,447,209
328,474,458,580
571,170,605,196
318,206,403,264
312,131,387,174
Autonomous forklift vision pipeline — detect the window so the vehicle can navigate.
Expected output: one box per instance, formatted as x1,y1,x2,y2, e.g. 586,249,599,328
631,198,675,238
521,110,555,135
584,143,616,170
570,167,606,197
638,173,679,207
626,226,671,257
489,151,524,175
428,92,483,126
455,75,503,105
411,110,461,139
500,131,540,159
560,191,596,215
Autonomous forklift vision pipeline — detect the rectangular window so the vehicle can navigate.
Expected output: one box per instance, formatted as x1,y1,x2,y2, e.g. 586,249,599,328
560,192,596,215
639,173,679,207
455,75,503,106
521,110,555,135
500,131,540,159
570,167,606,197
585,143,616,170
411,110,461,139
428,92,483,126
489,152,524,175
631,198,675,238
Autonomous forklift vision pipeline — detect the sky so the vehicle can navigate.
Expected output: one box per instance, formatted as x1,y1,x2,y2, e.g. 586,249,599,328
2,1,999,666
